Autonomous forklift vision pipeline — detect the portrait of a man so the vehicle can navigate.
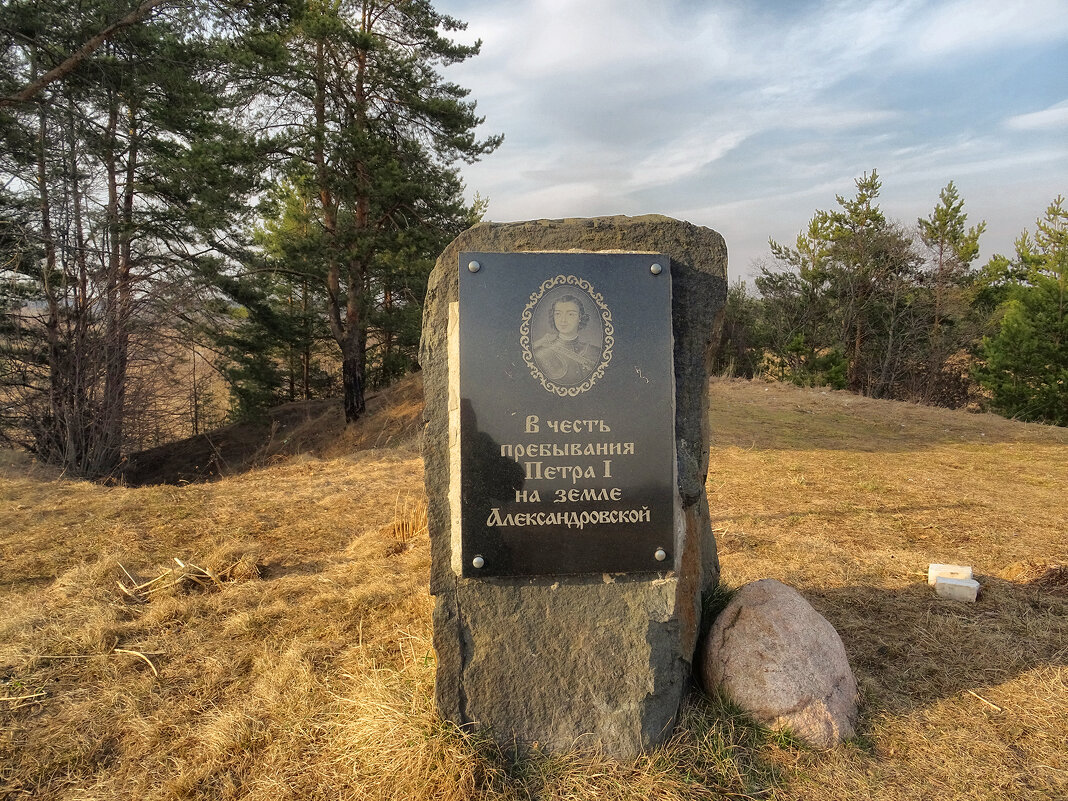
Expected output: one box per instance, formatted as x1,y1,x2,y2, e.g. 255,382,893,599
531,292,602,387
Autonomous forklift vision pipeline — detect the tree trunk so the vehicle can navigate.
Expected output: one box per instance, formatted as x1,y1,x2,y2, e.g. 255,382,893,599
851,317,863,392
191,342,199,436
928,241,946,402
301,278,311,400
341,327,366,422
315,26,372,423
98,96,135,475
338,257,369,422
35,65,66,464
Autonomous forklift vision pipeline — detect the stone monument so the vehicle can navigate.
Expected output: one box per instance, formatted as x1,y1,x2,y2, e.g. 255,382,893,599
420,215,727,758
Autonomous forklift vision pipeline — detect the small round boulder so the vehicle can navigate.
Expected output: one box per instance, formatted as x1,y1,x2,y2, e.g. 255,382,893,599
700,579,858,748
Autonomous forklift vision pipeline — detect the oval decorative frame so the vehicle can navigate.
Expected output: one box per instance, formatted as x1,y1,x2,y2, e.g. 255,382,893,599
520,274,614,396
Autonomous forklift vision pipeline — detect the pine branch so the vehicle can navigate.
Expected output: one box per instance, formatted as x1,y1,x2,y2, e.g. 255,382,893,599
0,0,172,108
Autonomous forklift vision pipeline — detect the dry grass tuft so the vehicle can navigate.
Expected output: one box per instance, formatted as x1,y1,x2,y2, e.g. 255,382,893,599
115,552,262,603
2,376,1066,800
380,494,428,554
327,638,785,801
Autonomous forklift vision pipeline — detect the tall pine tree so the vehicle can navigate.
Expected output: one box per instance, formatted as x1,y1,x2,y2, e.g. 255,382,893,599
762,172,923,397
917,181,985,404
0,0,272,474
978,197,1068,425
257,0,501,422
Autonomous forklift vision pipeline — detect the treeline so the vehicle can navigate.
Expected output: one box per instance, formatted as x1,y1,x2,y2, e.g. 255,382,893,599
2,2,1065,480
0,0,499,476
715,172,1067,427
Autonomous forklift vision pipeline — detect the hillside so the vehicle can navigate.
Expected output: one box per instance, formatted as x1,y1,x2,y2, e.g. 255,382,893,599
119,374,425,486
1,378,1065,800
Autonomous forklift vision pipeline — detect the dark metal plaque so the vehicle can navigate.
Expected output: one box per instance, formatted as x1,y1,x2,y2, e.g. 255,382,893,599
458,252,675,578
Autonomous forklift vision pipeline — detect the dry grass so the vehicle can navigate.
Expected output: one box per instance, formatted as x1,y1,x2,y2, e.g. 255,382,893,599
1,377,1066,800
707,379,1068,801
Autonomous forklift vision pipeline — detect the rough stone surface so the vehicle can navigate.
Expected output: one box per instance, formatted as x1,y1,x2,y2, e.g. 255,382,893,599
700,579,859,749
420,215,727,758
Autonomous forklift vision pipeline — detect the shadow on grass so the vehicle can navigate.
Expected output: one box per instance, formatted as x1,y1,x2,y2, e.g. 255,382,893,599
118,395,369,487
804,575,1068,712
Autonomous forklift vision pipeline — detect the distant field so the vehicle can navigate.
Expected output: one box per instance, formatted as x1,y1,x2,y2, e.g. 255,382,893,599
1,377,1065,800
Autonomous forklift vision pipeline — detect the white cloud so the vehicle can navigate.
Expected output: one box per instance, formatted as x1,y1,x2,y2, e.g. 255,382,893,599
780,108,902,132
629,129,749,189
907,0,1068,59
437,0,1068,279
492,180,612,221
764,1,915,87
507,0,670,78
451,0,689,87
1005,100,1068,131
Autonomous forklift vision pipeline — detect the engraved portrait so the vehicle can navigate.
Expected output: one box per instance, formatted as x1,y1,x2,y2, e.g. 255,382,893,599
532,291,601,385
520,275,614,396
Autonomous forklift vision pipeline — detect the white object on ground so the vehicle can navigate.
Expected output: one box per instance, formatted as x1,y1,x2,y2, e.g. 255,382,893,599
934,576,980,602
928,563,973,585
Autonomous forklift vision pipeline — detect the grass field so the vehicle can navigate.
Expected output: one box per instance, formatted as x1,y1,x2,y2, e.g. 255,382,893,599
1,376,1065,800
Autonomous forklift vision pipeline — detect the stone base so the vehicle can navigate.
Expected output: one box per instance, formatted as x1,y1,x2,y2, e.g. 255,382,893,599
433,577,688,756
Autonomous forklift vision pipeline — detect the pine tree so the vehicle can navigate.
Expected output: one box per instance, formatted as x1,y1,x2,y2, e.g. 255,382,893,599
257,0,501,422
978,197,1068,425
0,0,272,474
211,180,338,419
709,279,767,379
762,172,923,397
917,181,985,403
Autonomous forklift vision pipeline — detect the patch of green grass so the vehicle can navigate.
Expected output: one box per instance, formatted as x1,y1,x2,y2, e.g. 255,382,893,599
701,581,737,625
654,691,788,796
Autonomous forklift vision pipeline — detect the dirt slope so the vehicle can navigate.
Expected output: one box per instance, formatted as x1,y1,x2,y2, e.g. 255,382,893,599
120,373,425,486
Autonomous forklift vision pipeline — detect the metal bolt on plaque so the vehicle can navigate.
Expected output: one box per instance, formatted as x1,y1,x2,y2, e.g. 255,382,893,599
654,548,667,562
472,555,485,568
650,262,662,275
468,260,481,273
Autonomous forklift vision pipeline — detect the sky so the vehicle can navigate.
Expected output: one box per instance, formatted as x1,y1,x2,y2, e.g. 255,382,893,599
435,0,1068,282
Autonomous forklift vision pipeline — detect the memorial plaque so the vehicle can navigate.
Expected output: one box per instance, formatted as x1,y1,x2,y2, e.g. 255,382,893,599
458,251,676,577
